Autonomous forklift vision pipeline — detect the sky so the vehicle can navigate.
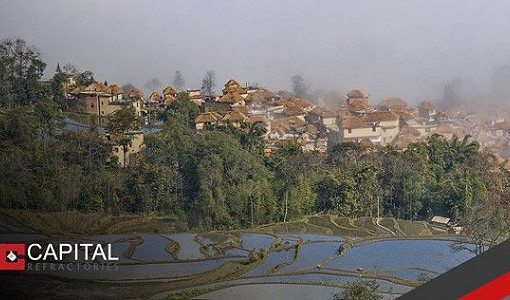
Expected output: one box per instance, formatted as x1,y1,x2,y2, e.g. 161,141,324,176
2,0,510,105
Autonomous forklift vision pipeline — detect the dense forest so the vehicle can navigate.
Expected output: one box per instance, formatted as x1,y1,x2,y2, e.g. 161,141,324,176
1,38,509,241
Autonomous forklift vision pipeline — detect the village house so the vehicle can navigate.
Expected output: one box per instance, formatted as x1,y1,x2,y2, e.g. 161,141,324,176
346,89,370,113
202,79,246,113
418,100,437,119
107,130,145,167
334,110,400,146
222,110,247,128
378,98,410,120
148,91,162,106
187,89,203,107
194,111,222,130
69,82,141,117
162,85,178,105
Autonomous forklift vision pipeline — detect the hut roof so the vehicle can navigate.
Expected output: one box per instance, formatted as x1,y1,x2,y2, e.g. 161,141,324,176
128,88,144,99
347,89,367,99
246,115,269,126
341,117,370,129
105,84,123,95
149,92,161,101
379,98,408,109
83,82,108,93
218,93,244,103
163,85,177,95
223,79,244,94
195,112,221,123
222,110,247,122
362,111,399,123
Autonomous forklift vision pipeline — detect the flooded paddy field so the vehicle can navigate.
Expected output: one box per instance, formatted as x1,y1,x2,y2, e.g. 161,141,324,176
0,215,476,299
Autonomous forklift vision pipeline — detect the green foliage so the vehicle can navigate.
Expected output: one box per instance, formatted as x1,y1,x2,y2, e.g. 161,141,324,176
0,39,508,235
0,38,47,108
107,105,138,133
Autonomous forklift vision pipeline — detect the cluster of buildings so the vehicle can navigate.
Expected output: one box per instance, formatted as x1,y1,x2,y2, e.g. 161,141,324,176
61,75,510,166
191,79,508,157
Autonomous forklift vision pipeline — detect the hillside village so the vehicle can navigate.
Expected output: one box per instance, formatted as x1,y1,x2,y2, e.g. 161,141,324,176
62,75,510,168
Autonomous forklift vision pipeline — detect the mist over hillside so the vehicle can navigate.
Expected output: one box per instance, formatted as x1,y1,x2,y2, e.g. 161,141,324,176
2,0,510,108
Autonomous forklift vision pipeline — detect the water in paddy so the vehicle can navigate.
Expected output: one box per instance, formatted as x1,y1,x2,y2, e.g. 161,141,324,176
324,239,475,279
131,234,174,261
164,233,204,260
242,249,295,277
224,247,249,257
238,233,275,251
280,233,344,242
84,234,133,244
0,233,48,243
29,257,240,280
280,242,341,272
226,273,412,293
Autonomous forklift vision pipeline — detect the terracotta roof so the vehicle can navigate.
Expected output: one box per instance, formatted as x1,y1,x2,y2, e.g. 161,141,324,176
149,92,161,101
163,85,177,95
232,106,249,114
246,115,269,125
195,112,221,123
271,116,307,131
218,93,244,103
347,89,366,99
348,98,369,111
105,84,122,95
321,110,337,118
308,106,325,115
379,98,408,109
83,82,108,93
244,92,265,103
340,117,370,129
128,88,144,99
222,110,247,122
223,79,244,94
283,102,305,116
362,111,399,123
418,100,436,110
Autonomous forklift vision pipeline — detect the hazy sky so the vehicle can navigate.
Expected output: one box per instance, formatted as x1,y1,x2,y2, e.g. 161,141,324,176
2,0,510,104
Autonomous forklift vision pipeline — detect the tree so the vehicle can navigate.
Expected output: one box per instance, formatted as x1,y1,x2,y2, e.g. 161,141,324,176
0,38,47,108
122,83,135,97
291,74,307,98
334,280,382,300
62,63,78,75
173,71,185,91
76,70,94,86
201,70,216,100
51,64,67,108
108,105,138,133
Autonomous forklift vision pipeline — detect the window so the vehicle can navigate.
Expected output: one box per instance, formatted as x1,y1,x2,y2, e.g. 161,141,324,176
348,128,352,134
372,126,376,132
90,103,94,108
